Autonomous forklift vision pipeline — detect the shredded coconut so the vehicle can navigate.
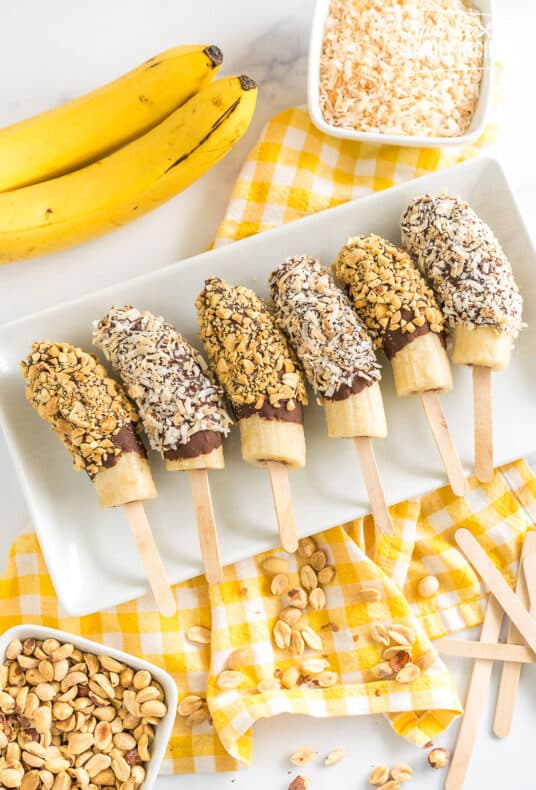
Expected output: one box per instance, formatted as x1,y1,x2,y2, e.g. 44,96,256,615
269,255,381,399
401,195,523,337
319,0,485,137
93,306,232,459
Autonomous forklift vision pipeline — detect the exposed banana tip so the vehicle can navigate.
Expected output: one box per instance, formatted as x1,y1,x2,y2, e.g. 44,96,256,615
204,45,224,68
239,74,257,91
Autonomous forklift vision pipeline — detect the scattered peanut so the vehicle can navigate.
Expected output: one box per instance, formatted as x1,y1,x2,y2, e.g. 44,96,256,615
261,556,288,576
300,566,318,592
301,628,322,652
297,538,316,558
370,623,390,647
428,747,449,769
281,666,300,690
289,776,310,790
308,588,326,611
395,664,421,684
390,764,412,782
309,551,327,571
324,748,346,766
271,574,290,596
369,764,390,785
290,747,317,766
287,588,308,610
290,630,305,657
317,566,335,585
186,626,211,645
418,575,439,598
273,621,292,650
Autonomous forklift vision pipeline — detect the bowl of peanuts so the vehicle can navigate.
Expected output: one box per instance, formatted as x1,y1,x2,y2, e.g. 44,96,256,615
0,625,177,790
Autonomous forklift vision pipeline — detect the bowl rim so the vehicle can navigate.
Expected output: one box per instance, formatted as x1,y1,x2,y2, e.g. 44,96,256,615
307,0,495,148
0,624,178,790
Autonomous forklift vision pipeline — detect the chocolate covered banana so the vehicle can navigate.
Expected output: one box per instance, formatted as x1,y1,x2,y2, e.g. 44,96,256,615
196,276,307,469
21,341,156,508
93,306,232,471
334,234,466,496
400,194,523,370
269,255,386,439
334,234,452,397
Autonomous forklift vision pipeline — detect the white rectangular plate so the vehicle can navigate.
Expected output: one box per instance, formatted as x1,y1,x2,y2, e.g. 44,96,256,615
1,158,534,616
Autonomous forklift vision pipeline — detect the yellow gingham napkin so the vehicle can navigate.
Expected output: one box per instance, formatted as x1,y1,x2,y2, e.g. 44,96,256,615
1,462,535,772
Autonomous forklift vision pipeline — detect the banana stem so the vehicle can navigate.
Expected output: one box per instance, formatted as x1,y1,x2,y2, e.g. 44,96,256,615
123,501,176,617
473,366,494,483
188,468,223,585
354,437,393,535
267,461,299,553
419,390,467,497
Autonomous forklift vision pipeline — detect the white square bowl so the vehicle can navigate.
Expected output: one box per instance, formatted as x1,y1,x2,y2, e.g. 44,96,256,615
307,0,494,147
0,624,178,789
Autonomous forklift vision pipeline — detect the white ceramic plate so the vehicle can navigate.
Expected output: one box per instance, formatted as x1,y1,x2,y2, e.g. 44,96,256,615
0,157,534,616
0,625,177,789
307,0,494,147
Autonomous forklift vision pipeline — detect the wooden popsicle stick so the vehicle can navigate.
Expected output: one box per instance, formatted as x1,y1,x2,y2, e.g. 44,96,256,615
523,552,536,612
437,639,535,663
354,437,393,535
473,366,493,483
493,531,536,737
188,469,223,586
455,528,536,654
267,460,298,553
445,594,504,790
419,390,467,497
123,501,176,617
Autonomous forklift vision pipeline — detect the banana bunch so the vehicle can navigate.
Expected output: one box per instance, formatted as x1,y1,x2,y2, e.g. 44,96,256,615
0,45,257,263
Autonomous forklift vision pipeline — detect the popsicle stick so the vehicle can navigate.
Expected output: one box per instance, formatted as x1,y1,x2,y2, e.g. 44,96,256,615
493,531,536,737
123,501,176,617
419,390,467,497
188,469,223,585
455,528,536,653
473,366,493,483
445,594,504,790
354,437,393,535
437,639,535,663
267,461,298,553
523,552,536,611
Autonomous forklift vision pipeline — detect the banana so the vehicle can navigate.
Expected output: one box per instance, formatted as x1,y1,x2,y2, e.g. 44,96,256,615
0,75,257,263
0,44,223,192
324,381,387,439
391,333,453,397
93,453,157,509
165,446,224,472
239,414,306,469
451,325,512,370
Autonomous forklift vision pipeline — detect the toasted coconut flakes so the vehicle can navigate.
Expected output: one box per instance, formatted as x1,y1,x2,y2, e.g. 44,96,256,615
319,0,486,138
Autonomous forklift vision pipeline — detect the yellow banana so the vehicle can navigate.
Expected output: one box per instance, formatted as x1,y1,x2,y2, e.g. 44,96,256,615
0,44,223,192
0,75,257,263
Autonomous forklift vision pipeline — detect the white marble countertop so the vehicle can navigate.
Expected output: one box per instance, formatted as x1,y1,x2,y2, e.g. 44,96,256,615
0,1,535,787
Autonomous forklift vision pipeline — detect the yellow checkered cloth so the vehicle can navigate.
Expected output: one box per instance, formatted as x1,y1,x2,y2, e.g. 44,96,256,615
214,96,499,248
1,462,535,772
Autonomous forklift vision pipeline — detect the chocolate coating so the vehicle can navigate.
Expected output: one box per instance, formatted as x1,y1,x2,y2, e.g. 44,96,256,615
234,400,303,424
327,373,373,402
101,424,146,472
163,429,223,461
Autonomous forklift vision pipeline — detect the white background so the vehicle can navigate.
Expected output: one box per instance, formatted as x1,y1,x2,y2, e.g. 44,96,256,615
0,2,535,787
